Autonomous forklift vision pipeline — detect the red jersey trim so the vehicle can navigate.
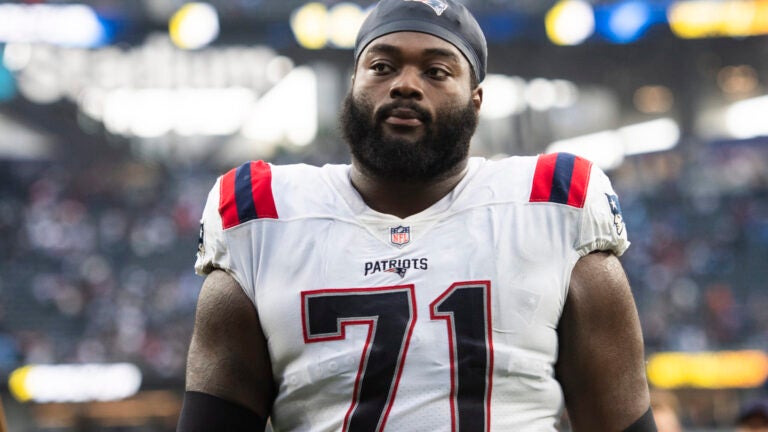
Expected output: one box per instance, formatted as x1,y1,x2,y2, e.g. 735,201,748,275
529,153,592,208
218,160,278,229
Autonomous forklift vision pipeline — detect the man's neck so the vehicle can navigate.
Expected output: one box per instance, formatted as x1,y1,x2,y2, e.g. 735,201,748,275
349,159,469,219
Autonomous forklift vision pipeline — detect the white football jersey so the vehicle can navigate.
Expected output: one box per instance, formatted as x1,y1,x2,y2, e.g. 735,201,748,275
195,154,629,432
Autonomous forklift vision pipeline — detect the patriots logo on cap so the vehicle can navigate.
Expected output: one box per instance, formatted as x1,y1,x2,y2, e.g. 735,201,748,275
405,0,448,16
605,193,625,235
390,225,411,246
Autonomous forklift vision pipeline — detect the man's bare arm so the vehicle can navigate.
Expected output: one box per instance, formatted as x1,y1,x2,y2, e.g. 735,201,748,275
184,269,275,417
556,251,653,431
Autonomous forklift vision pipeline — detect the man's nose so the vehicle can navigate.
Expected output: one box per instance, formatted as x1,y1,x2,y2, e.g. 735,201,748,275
389,67,424,100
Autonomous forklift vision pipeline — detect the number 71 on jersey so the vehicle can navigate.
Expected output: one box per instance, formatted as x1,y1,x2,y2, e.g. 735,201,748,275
302,281,493,432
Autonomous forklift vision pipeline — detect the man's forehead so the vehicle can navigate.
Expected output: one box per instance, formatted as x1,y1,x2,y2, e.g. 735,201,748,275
361,32,465,62
352,0,487,82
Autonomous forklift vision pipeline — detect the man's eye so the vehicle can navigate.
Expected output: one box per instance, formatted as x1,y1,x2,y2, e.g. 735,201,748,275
371,63,391,73
426,68,449,79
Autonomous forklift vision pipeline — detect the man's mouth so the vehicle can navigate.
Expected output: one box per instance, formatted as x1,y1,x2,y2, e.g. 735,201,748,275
384,107,424,127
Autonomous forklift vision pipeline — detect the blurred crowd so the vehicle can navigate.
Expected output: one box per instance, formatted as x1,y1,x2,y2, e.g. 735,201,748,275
615,142,768,354
0,137,766,427
0,153,211,382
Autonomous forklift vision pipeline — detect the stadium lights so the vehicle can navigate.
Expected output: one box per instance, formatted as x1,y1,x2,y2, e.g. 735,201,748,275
546,117,680,170
480,75,528,119
725,94,768,139
481,75,579,119
169,3,220,50
647,350,768,389
291,2,330,49
290,2,367,50
597,0,655,44
547,130,625,170
0,3,107,48
668,0,768,39
327,3,367,48
81,58,315,144
620,118,680,155
9,363,142,403
1,42,31,72
718,65,759,96
241,66,318,147
545,0,596,46
633,85,675,114
0,113,52,159
100,87,255,138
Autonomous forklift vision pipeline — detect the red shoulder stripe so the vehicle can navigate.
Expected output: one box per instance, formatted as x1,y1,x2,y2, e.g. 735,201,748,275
566,155,592,208
249,160,278,219
218,161,278,229
219,167,239,229
529,153,592,208
529,153,557,204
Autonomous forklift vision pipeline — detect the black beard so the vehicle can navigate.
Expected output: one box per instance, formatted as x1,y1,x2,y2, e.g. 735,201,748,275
339,92,479,183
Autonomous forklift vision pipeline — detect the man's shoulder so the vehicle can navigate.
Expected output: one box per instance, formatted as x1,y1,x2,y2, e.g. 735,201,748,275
462,155,542,205
214,160,350,225
476,153,610,208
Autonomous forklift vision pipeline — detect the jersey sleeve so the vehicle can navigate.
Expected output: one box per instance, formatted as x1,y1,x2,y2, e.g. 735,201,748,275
193,174,257,305
575,165,630,256
194,176,231,276
193,161,280,304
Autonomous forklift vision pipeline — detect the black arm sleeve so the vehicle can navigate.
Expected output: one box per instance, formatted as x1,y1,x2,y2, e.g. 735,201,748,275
177,391,268,432
623,407,657,432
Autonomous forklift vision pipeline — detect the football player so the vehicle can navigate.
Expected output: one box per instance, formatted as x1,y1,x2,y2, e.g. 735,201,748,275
178,0,656,430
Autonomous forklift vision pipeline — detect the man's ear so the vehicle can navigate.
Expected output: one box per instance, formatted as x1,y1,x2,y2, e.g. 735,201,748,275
472,86,483,112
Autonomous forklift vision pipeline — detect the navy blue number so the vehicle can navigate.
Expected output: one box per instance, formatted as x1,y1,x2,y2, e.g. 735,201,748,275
301,286,416,432
431,282,494,432
302,281,492,432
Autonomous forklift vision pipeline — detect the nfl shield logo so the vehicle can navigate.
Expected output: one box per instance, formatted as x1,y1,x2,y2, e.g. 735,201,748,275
390,226,411,246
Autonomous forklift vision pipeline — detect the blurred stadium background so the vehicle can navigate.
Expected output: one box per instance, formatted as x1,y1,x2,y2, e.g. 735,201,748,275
0,0,767,430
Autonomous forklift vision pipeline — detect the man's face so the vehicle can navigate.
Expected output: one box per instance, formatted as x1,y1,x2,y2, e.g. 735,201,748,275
340,32,483,183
